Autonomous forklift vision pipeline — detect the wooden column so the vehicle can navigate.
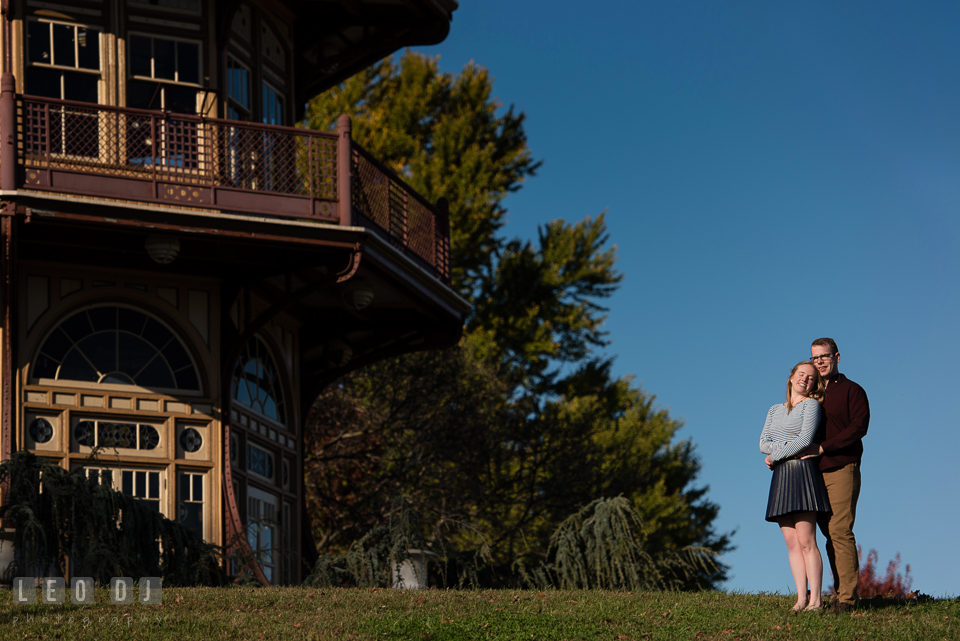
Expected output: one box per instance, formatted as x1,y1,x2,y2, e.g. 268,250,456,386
1,215,13,465
337,115,353,227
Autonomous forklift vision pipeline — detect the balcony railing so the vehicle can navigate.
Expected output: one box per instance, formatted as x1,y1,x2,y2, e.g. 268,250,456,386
3,95,450,283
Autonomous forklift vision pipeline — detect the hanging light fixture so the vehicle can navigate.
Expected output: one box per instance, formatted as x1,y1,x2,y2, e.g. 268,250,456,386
144,234,180,264
342,282,374,310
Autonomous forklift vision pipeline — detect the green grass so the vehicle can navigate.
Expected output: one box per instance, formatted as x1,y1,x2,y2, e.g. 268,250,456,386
0,587,956,640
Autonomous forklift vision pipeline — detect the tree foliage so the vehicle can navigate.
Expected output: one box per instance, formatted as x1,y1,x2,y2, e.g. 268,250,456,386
304,497,482,589
303,51,732,589
854,546,915,599
514,497,720,591
305,53,540,296
0,452,225,586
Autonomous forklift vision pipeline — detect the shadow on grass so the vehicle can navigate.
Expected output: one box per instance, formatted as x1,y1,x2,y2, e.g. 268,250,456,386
857,593,941,611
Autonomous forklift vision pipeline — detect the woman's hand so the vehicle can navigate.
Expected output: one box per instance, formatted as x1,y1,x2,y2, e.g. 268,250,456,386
765,454,774,470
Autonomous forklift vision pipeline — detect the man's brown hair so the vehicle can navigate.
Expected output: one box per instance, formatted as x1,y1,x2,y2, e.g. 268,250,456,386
811,337,839,354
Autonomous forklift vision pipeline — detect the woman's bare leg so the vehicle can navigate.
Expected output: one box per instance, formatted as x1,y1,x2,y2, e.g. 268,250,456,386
778,515,808,610
794,513,823,609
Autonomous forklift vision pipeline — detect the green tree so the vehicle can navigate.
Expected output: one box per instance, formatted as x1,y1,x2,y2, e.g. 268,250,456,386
305,53,540,297
303,52,733,589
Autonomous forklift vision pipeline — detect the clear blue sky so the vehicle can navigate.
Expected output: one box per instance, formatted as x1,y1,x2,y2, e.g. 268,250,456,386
419,1,960,597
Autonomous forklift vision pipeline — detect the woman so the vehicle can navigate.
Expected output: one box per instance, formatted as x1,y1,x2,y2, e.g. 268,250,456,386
760,361,831,611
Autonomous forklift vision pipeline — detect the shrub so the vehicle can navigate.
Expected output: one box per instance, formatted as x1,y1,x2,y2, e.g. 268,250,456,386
856,545,914,598
0,451,226,585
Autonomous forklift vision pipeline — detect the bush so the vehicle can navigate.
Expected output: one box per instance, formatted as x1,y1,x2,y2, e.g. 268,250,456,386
0,451,226,585
856,545,914,598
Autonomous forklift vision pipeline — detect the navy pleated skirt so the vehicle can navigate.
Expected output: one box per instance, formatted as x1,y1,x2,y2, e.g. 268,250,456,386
765,458,831,522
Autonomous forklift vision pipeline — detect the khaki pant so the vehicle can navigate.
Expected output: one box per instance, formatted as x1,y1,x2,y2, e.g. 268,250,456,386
818,462,861,605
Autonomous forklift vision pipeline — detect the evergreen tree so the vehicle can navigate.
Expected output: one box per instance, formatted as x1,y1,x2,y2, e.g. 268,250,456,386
303,52,733,589
305,53,539,297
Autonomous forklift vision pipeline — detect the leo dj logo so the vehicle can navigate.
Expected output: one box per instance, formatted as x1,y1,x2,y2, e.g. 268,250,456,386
11,577,162,605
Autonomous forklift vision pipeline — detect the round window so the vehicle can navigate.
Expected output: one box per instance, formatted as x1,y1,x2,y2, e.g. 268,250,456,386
74,421,95,446
140,425,160,450
29,418,54,444
180,428,202,453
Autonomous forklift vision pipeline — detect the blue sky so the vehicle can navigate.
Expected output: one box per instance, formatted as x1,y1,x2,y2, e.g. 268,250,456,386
419,1,960,597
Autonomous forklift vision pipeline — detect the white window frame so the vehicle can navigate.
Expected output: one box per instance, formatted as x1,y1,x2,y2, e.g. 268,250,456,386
84,465,166,514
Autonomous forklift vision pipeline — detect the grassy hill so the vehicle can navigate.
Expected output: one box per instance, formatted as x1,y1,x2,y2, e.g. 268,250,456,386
1,587,956,640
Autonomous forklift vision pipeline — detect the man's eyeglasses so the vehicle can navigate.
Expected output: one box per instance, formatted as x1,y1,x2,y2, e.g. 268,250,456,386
811,353,835,362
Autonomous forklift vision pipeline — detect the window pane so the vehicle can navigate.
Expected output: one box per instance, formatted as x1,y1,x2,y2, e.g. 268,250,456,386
165,85,197,113
174,366,200,391
63,73,99,103
180,502,202,537
60,311,93,342
77,27,100,70
37,306,200,390
139,425,160,450
179,473,190,501
118,333,156,378
227,58,249,111
40,327,73,362
59,349,98,382
136,470,146,497
153,38,176,80
75,421,95,446
234,341,285,423
101,372,136,384
135,355,176,389
149,472,159,499
24,67,61,99
99,422,136,448
33,354,59,379
87,306,117,332
162,339,191,371
248,445,271,478
52,23,75,68
177,41,199,84
130,0,199,10
193,474,202,500
77,332,116,376
141,317,174,349
27,21,51,64
262,84,283,126
130,35,152,78
127,79,161,110
122,470,134,495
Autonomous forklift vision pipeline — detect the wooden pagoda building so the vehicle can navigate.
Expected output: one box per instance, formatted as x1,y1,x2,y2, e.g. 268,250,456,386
0,0,467,584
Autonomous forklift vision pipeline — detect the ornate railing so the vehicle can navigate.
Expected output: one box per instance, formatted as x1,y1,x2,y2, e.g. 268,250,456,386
351,145,451,283
4,95,450,283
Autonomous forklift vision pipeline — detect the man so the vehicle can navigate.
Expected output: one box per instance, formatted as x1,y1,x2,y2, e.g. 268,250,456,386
802,338,870,612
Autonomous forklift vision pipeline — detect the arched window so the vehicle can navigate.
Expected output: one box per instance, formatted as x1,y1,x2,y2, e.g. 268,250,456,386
232,338,285,425
32,305,201,391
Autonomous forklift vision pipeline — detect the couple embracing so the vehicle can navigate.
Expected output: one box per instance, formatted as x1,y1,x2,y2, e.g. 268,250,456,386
759,338,870,612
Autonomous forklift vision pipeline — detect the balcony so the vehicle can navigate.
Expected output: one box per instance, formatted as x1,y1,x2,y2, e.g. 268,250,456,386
4,95,451,283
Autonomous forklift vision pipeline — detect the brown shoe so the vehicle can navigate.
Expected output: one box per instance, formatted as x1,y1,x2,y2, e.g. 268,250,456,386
832,601,855,614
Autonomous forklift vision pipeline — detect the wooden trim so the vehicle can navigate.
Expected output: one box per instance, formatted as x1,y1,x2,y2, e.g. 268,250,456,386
0,216,12,464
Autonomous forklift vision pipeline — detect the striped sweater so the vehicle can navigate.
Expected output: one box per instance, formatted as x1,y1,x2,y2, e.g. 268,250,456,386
759,398,822,463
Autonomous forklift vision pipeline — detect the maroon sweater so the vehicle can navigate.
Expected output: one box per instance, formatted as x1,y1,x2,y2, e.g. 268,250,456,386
816,373,870,472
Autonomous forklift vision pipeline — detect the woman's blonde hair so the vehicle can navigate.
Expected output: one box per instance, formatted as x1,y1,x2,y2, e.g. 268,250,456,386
786,360,825,411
